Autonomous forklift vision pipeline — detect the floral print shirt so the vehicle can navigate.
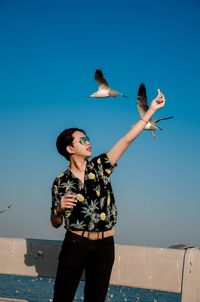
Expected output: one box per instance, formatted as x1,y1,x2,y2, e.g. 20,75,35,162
51,153,117,232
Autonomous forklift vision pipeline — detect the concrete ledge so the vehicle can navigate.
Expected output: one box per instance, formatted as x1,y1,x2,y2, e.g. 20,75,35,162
0,237,184,292
1,237,200,302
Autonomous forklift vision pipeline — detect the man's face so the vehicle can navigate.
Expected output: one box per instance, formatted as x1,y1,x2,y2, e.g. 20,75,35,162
71,131,92,158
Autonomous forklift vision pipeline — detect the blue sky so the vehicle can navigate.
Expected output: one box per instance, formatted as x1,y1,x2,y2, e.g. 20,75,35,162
0,0,200,248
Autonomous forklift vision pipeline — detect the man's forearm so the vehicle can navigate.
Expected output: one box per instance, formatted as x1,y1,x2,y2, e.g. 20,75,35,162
125,107,156,143
107,107,157,165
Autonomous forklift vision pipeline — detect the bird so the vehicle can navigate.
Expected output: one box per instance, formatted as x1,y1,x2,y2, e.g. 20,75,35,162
0,205,11,214
137,83,174,137
89,69,127,98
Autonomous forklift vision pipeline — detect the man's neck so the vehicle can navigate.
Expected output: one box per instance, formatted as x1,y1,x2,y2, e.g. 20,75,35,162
69,157,87,183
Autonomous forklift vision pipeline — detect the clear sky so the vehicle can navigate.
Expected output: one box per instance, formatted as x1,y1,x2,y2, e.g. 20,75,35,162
0,0,200,248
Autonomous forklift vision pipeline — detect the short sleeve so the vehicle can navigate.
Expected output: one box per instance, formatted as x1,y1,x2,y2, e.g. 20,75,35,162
94,153,117,176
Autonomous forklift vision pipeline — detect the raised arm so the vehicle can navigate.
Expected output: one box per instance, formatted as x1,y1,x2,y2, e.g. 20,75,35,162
107,91,166,166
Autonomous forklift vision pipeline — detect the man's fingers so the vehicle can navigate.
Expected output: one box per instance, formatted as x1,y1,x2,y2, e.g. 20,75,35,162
62,200,77,209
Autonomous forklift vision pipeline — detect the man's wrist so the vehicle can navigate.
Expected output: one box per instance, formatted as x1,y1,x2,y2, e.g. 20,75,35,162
54,207,64,217
148,106,156,115
143,108,156,122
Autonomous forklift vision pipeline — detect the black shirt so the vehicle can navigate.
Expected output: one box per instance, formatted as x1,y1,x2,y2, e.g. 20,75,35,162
51,153,117,232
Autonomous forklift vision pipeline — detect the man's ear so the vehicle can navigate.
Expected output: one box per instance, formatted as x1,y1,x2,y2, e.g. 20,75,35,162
66,145,74,155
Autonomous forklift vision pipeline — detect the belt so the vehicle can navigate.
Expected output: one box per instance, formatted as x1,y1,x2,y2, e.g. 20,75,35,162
70,229,115,240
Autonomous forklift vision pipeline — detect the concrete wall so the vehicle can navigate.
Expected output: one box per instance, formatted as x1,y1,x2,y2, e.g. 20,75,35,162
0,237,200,302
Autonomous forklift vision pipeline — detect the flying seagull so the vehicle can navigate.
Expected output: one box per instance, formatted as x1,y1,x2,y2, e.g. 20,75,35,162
137,83,174,137
0,205,11,214
89,69,127,98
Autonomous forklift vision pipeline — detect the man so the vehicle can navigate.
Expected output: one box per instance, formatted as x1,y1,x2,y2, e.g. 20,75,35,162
51,91,165,302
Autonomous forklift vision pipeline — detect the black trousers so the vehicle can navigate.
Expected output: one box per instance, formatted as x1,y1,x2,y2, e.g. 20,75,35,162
53,231,115,302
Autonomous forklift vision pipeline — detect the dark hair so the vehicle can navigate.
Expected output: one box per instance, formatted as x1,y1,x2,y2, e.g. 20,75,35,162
56,128,86,161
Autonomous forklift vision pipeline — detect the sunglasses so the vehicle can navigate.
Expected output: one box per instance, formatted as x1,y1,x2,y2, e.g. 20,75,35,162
73,136,90,145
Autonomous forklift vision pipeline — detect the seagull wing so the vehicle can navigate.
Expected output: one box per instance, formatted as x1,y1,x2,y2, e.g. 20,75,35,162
0,209,7,214
154,116,174,123
0,205,11,214
137,83,149,117
95,69,110,90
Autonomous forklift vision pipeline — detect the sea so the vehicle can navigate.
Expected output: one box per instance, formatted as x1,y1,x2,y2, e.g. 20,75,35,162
0,274,181,302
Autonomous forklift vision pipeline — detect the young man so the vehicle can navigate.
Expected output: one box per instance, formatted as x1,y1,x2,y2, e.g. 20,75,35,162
51,91,166,302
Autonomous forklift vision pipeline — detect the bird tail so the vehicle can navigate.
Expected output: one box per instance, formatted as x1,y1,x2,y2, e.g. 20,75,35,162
153,125,163,130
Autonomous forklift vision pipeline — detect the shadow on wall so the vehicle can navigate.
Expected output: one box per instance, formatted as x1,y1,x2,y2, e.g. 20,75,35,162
24,238,62,277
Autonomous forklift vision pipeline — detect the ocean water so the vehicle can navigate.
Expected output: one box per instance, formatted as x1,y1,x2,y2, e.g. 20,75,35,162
0,275,181,302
